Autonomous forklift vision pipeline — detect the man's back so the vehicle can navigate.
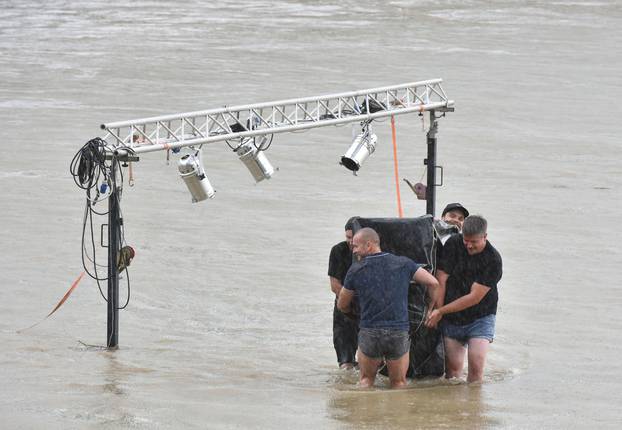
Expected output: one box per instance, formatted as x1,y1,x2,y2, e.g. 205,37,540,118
344,253,419,330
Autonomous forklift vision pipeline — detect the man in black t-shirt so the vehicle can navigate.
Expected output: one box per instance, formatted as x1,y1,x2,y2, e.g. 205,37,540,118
434,202,470,270
426,215,502,383
328,220,358,369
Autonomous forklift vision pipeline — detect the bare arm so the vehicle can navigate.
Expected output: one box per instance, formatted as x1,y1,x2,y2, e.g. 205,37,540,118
337,287,354,313
413,267,440,305
434,270,449,310
426,282,491,327
329,276,342,297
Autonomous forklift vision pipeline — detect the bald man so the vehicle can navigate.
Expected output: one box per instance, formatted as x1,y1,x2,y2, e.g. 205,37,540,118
338,227,439,389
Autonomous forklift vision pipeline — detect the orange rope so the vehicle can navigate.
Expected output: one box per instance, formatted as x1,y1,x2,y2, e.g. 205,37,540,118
390,116,404,218
17,271,85,333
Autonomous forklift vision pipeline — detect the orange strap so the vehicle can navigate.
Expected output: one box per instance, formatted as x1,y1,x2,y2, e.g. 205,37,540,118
390,116,404,218
17,272,85,333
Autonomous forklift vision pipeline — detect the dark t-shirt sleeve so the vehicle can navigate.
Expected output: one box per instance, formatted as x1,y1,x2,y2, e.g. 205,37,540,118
407,258,420,277
328,244,341,278
474,256,502,288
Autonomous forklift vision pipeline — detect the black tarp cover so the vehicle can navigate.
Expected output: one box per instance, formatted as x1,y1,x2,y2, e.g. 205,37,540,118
349,215,444,378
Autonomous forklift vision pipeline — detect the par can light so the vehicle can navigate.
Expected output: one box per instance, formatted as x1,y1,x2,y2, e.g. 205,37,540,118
340,130,377,172
178,152,215,203
236,142,275,183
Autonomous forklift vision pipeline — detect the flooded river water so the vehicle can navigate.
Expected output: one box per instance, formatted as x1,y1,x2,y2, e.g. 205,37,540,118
1,1,621,428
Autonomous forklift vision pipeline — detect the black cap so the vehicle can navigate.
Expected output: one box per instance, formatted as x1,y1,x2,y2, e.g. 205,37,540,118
442,203,469,218
345,218,355,231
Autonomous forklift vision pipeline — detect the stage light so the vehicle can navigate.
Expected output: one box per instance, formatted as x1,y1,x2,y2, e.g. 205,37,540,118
340,124,377,173
178,151,215,203
236,140,275,183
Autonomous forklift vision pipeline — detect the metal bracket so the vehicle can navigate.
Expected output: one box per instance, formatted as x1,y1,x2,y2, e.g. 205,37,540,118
436,165,444,186
437,106,455,113
105,153,140,163
101,223,108,248
420,163,443,185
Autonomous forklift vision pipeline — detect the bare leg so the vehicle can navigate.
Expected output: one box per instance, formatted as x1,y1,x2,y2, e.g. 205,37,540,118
357,349,381,388
466,338,490,383
386,352,410,389
444,337,466,379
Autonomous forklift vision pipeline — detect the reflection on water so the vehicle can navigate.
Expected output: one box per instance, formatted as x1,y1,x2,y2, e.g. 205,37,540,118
326,366,526,429
328,380,498,429
102,351,127,396
81,350,155,428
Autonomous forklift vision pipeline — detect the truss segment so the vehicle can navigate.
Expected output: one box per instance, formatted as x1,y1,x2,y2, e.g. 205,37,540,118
101,79,453,155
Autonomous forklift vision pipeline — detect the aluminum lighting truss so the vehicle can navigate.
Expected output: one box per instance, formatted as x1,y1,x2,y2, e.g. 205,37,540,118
101,79,453,155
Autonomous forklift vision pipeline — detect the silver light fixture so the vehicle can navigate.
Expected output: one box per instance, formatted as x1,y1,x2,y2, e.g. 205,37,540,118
340,123,377,173
236,139,275,183
178,150,215,203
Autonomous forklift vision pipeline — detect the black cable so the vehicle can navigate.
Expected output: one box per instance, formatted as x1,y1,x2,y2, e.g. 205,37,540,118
81,200,108,281
226,139,242,151
115,197,131,311
117,267,131,310
72,138,133,309
73,139,110,286
256,134,274,152
70,137,108,194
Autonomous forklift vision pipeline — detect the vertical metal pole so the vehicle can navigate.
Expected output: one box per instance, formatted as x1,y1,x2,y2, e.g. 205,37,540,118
425,110,438,216
107,160,120,348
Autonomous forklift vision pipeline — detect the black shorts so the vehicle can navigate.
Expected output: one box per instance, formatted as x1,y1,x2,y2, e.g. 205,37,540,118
358,328,410,361
333,301,359,365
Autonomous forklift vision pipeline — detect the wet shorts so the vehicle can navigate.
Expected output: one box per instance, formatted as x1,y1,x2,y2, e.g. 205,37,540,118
358,328,410,361
440,314,496,344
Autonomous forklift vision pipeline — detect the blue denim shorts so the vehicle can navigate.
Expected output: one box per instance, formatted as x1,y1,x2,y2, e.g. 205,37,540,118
358,328,410,361
440,314,496,344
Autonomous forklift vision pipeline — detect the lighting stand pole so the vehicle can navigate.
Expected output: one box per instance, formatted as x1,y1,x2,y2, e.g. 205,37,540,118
107,158,120,348
425,110,438,216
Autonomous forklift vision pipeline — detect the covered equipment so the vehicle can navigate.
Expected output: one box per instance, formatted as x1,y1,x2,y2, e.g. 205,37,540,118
349,215,444,378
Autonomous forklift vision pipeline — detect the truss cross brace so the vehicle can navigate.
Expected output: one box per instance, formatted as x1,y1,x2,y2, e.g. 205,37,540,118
101,79,454,155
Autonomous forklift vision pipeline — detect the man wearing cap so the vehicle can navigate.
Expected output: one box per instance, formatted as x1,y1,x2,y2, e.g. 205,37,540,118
433,203,470,287
328,220,358,369
434,203,469,253
426,215,503,383
441,203,469,232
